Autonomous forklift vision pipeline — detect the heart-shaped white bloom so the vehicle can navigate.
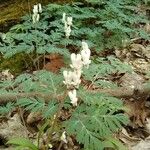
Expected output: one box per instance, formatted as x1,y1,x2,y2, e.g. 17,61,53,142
82,41,89,51
81,49,91,68
33,5,38,14
65,25,71,38
70,53,83,70
63,70,81,88
38,3,42,13
71,70,81,88
33,4,42,14
67,17,73,26
81,41,91,68
68,89,78,106
64,21,68,30
32,4,42,23
32,13,40,23
62,13,72,38
36,14,40,22
63,70,73,86
62,13,66,23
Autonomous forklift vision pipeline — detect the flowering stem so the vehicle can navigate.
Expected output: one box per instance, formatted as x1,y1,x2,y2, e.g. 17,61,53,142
46,91,67,146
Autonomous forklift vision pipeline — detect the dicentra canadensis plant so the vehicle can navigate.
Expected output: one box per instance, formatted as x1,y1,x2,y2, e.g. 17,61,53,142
1,0,149,149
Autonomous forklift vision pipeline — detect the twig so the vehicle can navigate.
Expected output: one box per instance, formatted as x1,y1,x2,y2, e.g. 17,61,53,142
0,92,64,104
0,84,149,104
57,141,63,150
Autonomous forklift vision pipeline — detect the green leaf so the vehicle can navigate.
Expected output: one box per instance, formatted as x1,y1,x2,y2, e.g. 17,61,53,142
65,118,104,150
43,101,58,118
106,137,128,150
7,137,38,150
0,103,14,115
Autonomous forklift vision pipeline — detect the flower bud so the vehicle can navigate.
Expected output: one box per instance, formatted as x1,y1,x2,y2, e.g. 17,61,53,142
68,89,78,106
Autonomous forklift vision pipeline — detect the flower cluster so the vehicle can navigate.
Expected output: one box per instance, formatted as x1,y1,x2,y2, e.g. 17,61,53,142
63,41,91,106
62,13,73,38
32,3,42,24
63,70,81,88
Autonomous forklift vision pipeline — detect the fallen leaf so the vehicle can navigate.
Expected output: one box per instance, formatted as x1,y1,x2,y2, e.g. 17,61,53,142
43,53,65,73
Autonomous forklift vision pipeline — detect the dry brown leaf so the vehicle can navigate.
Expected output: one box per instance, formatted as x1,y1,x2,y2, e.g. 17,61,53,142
125,100,149,127
119,72,144,88
0,70,14,81
26,111,43,124
129,58,150,74
131,137,150,150
144,23,150,34
120,128,140,143
43,53,65,73
0,114,28,142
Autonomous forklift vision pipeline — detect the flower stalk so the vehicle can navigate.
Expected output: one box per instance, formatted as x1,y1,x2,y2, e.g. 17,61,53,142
63,41,91,106
32,3,42,24
62,13,73,38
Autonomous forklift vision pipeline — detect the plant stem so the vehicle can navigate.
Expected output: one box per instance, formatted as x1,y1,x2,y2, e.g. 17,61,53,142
57,141,63,150
46,91,67,147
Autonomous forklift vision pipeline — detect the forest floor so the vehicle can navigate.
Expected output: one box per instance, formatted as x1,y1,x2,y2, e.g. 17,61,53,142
0,1,150,150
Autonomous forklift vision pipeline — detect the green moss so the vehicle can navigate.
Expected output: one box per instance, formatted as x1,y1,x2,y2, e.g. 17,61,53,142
0,0,73,32
0,53,33,75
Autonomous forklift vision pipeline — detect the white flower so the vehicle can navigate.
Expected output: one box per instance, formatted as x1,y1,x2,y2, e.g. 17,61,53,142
48,144,53,149
62,13,72,38
33,4,42,13
63,70,73,87
62,13,66,23
63,70,81,88
81,41,91,68
82,41,89,51
65,25,71,38
32,14,36,24
38,3,42,13
33,5,38,14
64,21,68,30
36,14,40,22
70,53,83,70
81,49,91,67
60,131,67,143
32,3,42,23
32,13,40,23
71,70,81,88
68,90,78,106
67,17,73,26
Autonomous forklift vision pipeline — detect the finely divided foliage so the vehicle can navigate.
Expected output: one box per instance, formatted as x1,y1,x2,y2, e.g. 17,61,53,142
0,0,149,57
0,0,149,150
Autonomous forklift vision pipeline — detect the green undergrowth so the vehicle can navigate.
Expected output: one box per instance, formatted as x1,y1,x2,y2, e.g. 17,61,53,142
0,0,149,150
